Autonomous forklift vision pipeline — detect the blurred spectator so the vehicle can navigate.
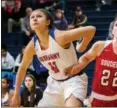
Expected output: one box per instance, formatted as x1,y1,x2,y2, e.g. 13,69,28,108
14,46,35,73
2,0,14,33
33,0,52,9
21,74,42,107
2,0,7,8
8,0,25,33
54,9,68,30
21,7,33,36
45,0,66,15
68,7,87,29
39,0,52,8
108,14,117,39
1,76,14,107
51,0,65,10
96,0,112,11
96,0,102,11
21,7,34,45
2,44,15,72
2,0,14,14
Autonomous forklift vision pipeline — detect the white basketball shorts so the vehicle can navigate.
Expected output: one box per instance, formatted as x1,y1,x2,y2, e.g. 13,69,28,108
38,73,88,106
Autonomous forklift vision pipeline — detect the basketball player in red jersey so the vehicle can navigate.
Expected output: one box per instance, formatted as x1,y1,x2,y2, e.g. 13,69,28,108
65,19,117,107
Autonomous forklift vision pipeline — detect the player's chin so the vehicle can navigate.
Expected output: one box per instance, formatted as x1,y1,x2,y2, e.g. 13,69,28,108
32,26,40,31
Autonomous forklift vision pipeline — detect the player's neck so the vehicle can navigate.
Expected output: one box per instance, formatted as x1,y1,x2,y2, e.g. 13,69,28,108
35,28,49,44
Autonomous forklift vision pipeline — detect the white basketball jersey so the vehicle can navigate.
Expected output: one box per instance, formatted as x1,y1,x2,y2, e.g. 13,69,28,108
33,28,78,80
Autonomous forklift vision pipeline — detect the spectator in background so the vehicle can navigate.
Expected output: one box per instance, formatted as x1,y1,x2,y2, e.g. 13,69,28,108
2,0,13,14
54,9,68,30
45,0,66,15
2,0,14,33
96,0,112,11
68,7,87,29
2,44,15,72
21,7,34,45
51,0,66,10
8,0,25,33
33,0,52,9
39,0,52,8
1,76,14,107
108,14,117,39
14,46,35,73
96,0,102,11
21,74,42,107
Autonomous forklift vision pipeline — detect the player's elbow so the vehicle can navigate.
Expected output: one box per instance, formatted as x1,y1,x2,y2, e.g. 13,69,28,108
89,26,96,37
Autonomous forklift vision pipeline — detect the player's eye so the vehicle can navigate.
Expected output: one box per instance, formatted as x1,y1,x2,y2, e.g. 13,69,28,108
36,14,42,18
31,15,34,19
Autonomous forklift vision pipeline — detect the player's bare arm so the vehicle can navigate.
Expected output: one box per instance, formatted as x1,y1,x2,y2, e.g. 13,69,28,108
55,26,96,50
64,41,105,76
10,40,35,106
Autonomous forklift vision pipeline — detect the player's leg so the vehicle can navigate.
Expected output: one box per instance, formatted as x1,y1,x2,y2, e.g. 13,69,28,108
65,94,82,106
38,76,64,106
64,73,88,107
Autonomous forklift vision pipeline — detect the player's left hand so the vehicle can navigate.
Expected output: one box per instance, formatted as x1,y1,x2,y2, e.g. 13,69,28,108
64,63,81,77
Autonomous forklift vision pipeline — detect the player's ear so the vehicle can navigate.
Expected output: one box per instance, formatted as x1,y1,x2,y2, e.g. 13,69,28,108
47,20,50,26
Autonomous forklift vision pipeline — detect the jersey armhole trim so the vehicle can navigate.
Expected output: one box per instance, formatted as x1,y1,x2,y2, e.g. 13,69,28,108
49,28,55,40
34,35,38,47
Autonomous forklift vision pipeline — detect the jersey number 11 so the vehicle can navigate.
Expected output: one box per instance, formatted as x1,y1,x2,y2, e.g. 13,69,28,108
48,61,59,73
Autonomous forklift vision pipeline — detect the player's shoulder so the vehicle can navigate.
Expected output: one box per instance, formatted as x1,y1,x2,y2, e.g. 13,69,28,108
91,41,105,53
93,40,112,56
93,40,111,48
94,40,105,46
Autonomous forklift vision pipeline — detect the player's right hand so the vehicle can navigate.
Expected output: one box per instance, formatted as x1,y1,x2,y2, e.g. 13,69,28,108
10,93,21,107
64,63,81,77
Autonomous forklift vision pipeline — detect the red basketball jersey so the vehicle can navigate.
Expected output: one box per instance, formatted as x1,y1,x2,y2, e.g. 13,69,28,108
92,42,117,96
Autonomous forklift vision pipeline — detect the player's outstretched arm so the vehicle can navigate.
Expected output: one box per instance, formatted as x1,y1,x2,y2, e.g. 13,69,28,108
65,41,103,76
10,40,35,107
56,26,96,51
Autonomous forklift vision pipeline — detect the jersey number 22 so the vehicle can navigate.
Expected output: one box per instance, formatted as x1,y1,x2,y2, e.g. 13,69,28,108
101,69,117,87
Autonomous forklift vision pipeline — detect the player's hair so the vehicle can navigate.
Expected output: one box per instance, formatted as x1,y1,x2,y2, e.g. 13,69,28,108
112,17,117,29
112,18,117,38
33,9,54,29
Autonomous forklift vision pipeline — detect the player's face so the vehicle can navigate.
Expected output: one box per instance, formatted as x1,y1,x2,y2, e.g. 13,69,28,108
112,20,117,39
25,76,34,89
30,10,49,31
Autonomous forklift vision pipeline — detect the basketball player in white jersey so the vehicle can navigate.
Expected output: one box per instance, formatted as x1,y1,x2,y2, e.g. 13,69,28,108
10,9,96,107
65,19,117,107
